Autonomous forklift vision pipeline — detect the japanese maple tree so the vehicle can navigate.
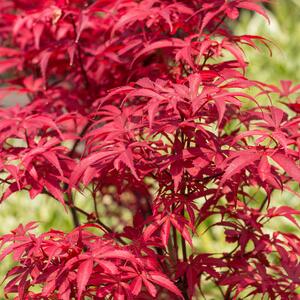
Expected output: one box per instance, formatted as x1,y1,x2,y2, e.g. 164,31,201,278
1,0,300,299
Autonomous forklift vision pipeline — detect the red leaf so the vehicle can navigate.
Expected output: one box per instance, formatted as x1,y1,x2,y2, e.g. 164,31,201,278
142,277,157,298
114,148,139,180
268,206,300,228
131,39,184,66
76,12,90,43
170,215,193,246
148,272,183,298
170,160,184,193
161,218,171,247
237,1,270,23
130,277,142,296
258,155,270,182
221,151,261,185
77,259,93,299
272,153,300,183
0,58,21,73
95,249,135,261
39,51,52,88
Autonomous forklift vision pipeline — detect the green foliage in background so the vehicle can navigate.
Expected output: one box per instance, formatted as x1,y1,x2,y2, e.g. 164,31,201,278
235,0,300,84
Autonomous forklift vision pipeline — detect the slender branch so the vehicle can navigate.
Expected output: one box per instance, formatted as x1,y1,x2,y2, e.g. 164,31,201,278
178,130,189,300
180,226,189,300
259,194,268,212
92,188,100,221
198,275,208,300
67,194,81,227
76,43,90,90
60,16,95,228
181,223,187,261
70,16,90,91
69,203,127,245
172,223,178,261
69,121,92,158
61,120,92,228
210,15,226,34
224,286,232,300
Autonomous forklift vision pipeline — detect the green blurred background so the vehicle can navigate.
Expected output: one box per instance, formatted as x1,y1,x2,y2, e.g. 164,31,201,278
0,1,300,298
236,0,300,84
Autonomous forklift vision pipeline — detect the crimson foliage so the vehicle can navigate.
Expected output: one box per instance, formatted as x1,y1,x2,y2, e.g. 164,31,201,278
0,0,300,299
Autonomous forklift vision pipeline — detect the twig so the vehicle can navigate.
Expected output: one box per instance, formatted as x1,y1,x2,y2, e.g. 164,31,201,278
69,203,127,245
61,15,95,228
